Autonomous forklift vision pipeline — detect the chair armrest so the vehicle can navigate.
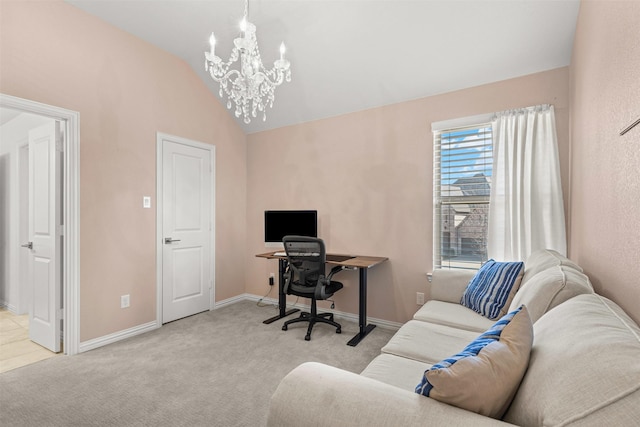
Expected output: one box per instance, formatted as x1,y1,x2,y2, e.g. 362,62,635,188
429,269,476,303
267,362,515,427
327,265,345,280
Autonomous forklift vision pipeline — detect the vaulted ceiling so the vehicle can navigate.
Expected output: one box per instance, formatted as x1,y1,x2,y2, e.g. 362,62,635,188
65,0,581,134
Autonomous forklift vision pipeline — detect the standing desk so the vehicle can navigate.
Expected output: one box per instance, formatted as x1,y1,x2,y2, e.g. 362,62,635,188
256,251,388,346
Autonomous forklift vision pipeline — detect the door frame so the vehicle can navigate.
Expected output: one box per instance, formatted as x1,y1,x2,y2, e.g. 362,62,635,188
0,93,80,356
155,132,215,326
17,141,29,315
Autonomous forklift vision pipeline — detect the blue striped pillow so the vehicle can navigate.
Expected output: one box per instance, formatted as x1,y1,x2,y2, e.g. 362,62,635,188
461,259,524,320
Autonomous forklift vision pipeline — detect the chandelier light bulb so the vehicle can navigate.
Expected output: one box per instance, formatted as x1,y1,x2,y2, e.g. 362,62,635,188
240,17,247,33
279,42,286,60
209,33,216,55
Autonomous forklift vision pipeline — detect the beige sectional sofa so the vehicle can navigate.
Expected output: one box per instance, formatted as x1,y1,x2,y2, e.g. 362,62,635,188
267,250,640,426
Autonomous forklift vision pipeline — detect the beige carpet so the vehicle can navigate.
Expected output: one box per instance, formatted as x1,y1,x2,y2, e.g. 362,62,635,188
0,300,394,426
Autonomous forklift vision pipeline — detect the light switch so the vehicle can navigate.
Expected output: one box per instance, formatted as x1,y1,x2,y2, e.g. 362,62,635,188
143,196,151,208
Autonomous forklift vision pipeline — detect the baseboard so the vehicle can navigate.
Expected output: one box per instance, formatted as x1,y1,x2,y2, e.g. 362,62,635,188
77,294,256,353
77,293,401,353
214,293,252,309
0,300,19,314
79,321,159,353
241,293,402,331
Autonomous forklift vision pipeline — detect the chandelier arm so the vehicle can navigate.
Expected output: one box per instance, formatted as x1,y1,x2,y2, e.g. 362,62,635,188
207,67,243,83
254,71,285,87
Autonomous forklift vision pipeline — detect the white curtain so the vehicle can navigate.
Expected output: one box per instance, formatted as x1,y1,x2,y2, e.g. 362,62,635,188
487,105,566,261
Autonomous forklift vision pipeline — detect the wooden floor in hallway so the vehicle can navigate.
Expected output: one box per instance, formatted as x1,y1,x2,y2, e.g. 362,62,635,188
0,308,59,373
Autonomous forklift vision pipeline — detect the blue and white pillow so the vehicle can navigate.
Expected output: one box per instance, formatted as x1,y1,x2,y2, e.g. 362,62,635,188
415,305,533,418
461,259,524,320
416,305,522,397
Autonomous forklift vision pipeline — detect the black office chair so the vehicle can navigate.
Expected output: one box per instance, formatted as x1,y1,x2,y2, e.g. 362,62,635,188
281,235,344,341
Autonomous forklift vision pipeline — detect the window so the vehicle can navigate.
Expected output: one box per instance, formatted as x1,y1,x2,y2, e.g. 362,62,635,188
433,117,493,270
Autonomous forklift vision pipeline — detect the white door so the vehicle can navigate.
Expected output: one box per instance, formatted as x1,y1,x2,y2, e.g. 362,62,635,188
27,121,61,352
161,137,213,323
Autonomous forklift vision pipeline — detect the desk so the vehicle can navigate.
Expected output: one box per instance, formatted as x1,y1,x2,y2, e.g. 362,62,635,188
256,251,388,346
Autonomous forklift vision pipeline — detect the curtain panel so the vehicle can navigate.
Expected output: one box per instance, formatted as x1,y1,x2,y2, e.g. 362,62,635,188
487,105,566,261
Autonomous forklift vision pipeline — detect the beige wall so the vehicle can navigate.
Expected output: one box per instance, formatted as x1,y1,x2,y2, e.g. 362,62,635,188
247,67,571,324
0,0,247,342
569,0,640,324
7,0,632,341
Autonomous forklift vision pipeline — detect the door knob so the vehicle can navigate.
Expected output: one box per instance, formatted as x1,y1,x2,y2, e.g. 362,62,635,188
21,242,33,250
164,237,181,244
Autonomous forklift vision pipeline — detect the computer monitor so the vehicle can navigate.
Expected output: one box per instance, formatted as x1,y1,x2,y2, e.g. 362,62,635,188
264,210,317,247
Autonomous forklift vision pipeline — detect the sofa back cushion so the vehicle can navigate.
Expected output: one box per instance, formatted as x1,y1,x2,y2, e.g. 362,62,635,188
522,249,582,286
429,269,476,303
508,265,592,323
503,294,640,426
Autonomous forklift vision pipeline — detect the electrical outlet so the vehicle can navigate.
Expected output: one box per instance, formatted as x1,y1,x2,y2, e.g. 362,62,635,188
416,292,425,305
121,294,130,308
269,273,275,286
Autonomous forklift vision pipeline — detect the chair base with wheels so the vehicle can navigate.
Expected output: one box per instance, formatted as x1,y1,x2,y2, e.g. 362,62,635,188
282,295,342,341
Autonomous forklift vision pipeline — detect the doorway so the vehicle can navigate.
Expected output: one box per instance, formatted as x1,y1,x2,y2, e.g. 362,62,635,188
0,308,58,373
0,94,80,356
156,133,215,325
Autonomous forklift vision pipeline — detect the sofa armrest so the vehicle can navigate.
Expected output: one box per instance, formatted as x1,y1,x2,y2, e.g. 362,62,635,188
267,362,514,427
430,269,475,303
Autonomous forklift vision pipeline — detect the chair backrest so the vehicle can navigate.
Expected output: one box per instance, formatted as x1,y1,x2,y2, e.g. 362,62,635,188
283,235,326,288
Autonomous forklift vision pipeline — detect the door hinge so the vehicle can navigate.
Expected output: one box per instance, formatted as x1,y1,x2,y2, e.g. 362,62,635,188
57,225,65,236
56,137,64,153
57,308,64,319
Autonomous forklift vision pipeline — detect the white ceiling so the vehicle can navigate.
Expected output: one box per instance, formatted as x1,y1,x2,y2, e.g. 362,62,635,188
64,0,580,134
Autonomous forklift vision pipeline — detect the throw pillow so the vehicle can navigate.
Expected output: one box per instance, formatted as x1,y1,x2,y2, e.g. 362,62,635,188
415,305,533,419
461,259,524,319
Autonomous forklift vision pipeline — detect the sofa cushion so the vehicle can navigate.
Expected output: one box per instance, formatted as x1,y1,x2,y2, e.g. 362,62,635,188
508,265,593,323
416,306,533,419
361,353,433,391
429,269,476,303
522,249,582,285
461,260,524,320
504,294,640,426
413,300,495,332
382,320,479,364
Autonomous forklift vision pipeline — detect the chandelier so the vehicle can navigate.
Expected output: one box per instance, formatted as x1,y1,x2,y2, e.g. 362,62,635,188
204,0,291,124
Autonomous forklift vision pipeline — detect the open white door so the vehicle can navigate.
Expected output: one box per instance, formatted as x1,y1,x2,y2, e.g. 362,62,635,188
161,137,213,323
27,121,61,352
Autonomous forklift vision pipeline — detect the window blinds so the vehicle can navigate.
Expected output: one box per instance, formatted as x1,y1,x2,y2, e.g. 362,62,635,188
434,123,493,270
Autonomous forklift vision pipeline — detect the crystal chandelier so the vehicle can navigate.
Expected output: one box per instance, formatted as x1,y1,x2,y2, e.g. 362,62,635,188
204,0,291,124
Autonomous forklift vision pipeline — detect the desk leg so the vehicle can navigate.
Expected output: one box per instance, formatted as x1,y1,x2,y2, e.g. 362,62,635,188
263,258,300,324
347,267,376,346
